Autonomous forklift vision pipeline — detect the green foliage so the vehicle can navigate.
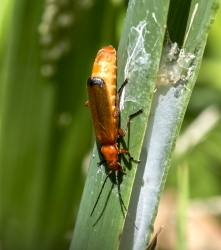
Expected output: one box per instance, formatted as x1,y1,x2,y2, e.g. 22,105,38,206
0,0,115,249
168,5,221,200
71,1,170,249
0,0,220,249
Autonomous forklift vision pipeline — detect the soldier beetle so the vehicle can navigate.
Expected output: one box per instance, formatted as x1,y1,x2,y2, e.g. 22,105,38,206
86,45,142,227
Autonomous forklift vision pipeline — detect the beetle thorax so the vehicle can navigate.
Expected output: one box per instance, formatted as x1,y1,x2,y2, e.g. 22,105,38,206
101,144,122,171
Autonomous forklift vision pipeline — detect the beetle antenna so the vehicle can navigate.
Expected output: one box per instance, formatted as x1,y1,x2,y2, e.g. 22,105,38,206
90,170,112,217
115,171,138,230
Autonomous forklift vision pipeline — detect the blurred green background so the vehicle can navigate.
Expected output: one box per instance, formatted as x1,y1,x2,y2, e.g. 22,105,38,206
0,0,220,249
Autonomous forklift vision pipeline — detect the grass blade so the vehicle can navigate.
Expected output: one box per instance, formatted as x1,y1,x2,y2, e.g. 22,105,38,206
71,0,169,249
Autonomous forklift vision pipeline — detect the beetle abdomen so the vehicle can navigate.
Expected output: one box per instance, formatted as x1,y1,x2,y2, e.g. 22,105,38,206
91,46,117,111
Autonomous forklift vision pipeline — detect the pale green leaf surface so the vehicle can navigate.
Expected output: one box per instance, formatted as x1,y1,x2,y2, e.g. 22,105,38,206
120,1,220,250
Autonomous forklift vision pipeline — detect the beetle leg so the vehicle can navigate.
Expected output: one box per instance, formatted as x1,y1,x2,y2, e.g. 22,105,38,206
118,78,129,95
118,149,141,163
118,109,143,136
118,128,125,137
114,94,120,119
124,109,143,134
97,159,106,166
114,78,129,118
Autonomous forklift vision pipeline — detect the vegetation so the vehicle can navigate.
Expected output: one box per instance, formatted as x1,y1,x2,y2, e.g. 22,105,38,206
0,0,220,249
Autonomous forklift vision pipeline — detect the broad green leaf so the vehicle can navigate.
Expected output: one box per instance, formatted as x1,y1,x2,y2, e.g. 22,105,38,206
120,1,220,250
71,0,169,249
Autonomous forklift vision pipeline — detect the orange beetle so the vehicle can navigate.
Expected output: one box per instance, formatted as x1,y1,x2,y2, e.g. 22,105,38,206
86,46,142,224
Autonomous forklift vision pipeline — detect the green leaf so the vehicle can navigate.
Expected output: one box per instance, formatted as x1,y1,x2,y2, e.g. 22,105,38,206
119,1,220,250
71,0,170,249
1,0,218,249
